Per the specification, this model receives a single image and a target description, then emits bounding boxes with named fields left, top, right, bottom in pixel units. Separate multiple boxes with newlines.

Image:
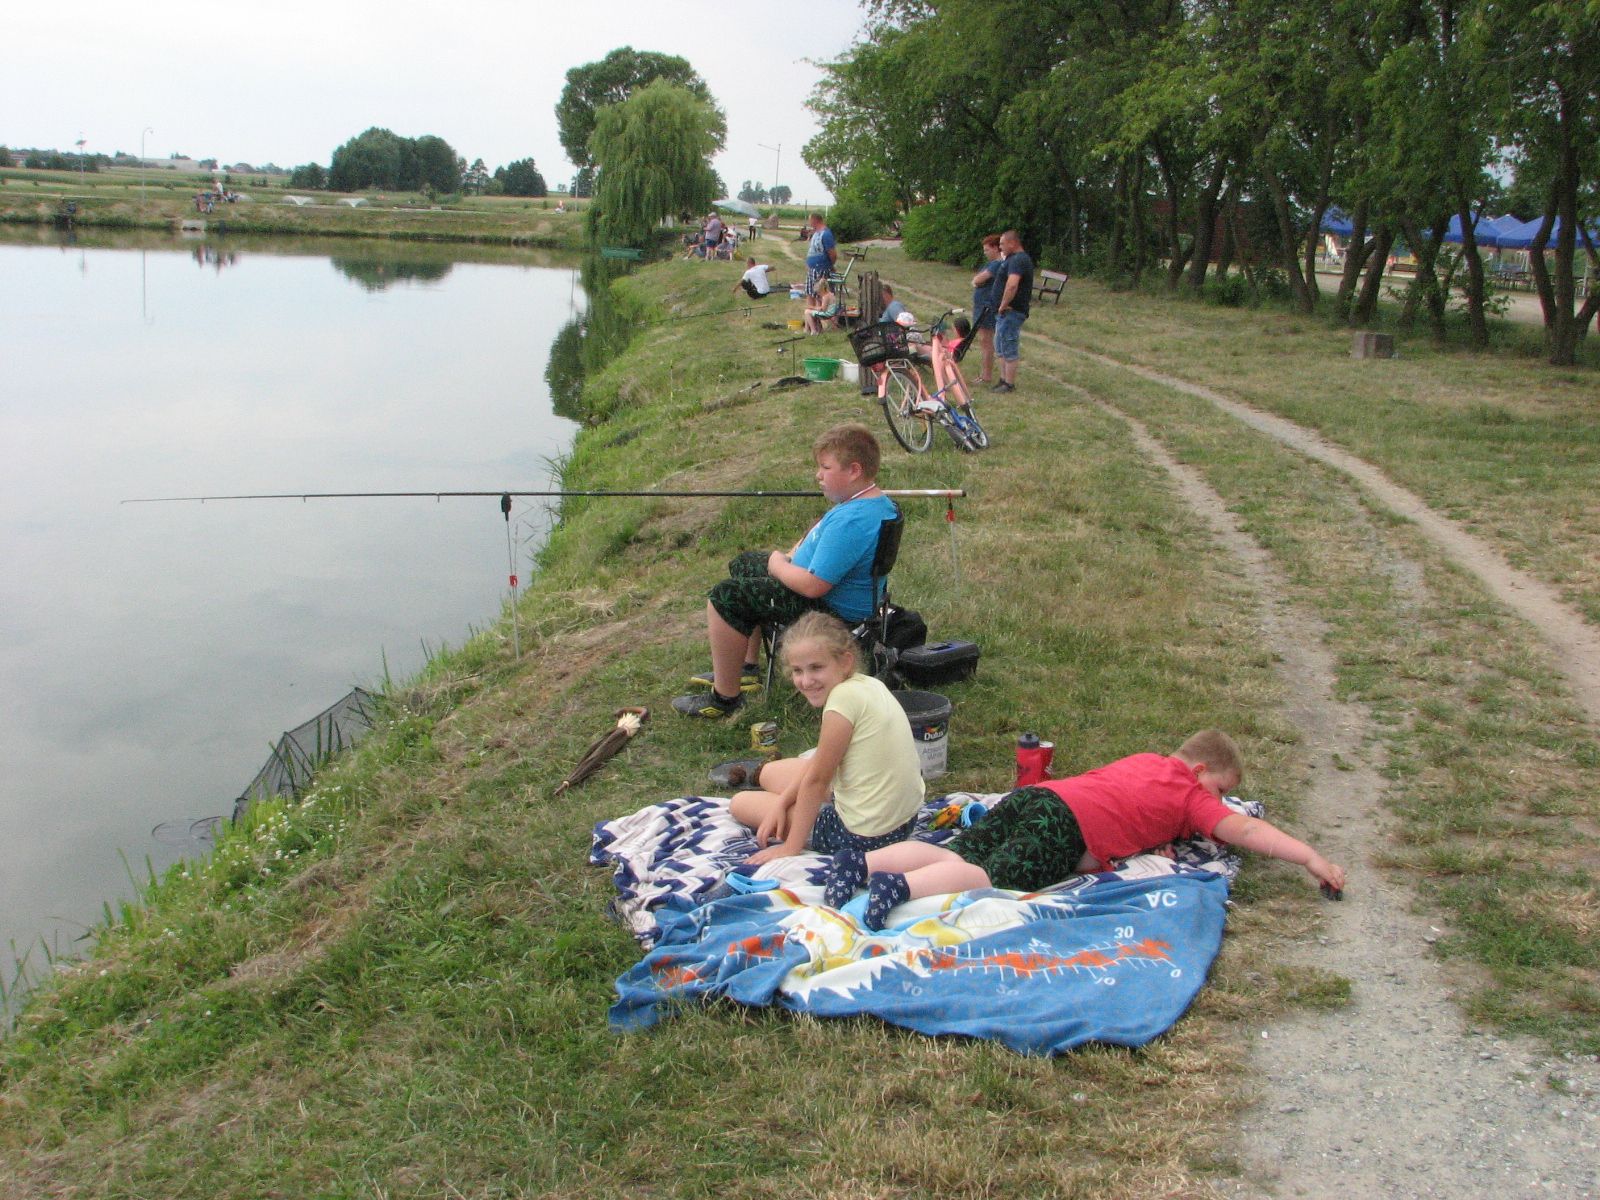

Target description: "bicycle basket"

left=848, top=321, right=910, bottom=367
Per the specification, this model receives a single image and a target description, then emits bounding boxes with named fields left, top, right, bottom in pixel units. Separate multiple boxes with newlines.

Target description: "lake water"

left=0, top=232, right=583, bottom=983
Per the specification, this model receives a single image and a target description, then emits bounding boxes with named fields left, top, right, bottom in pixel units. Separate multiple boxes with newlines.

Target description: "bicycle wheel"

left=880, top=363, right=933, bottom=453
left=938, top=405, right=979, bottom=452
left=943, top=360, right=989, bottom=449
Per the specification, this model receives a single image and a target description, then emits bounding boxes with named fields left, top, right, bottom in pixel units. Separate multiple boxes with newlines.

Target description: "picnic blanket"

left=610, top=871, right=1230, bottom=1054
left=592, top=790, right=1262, bottom=1053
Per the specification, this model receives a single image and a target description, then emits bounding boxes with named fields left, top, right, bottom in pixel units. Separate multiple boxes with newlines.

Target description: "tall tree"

left=587, top=79, right=721, bottom=247
left=557, top=48, right=725, bottom=170
left=496, top=158, right=547, bottom=197
left=1488, top=0, right=1600, bottom=364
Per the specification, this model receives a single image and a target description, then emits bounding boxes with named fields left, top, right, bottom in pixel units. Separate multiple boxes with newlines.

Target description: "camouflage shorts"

left=946, top=786, right=1088, bottom=893
left=708, top=550, right=826, bottom=637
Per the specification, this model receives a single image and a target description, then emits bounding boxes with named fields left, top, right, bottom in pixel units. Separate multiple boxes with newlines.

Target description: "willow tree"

left=587, top=79, right=720, bottom=248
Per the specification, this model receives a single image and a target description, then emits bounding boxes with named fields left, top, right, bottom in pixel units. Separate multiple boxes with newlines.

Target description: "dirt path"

left=1063, top=345, right=1600, bottom=727
left=1030, top=367, right=1600, bottom=1198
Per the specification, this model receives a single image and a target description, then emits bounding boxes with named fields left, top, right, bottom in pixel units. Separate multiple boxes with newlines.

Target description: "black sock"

left=711, top=689, right=740, bottom=708
left=864, top=871, right=910, bottom=931
left=825, top=850, right=867, bottom=909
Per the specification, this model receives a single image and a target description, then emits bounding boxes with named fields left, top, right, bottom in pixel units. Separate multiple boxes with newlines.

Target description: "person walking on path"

left=992, top=229, right=1033, bottom=394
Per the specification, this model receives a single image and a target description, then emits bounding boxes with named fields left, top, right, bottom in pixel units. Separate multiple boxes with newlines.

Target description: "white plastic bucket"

left=895, top=689, right=952, bottom=779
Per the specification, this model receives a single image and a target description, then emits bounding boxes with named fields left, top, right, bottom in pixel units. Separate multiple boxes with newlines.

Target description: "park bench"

left=1035, top=269, right=1068, bottom=305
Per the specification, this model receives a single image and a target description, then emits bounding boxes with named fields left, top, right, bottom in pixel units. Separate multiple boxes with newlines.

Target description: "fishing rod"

left=122, top=488, right=966, bottom=504
left=121, top=488, right=970, bottom=648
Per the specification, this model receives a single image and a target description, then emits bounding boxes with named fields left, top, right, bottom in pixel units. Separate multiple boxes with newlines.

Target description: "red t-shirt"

left=1040, top=753, right=1233, bottom=866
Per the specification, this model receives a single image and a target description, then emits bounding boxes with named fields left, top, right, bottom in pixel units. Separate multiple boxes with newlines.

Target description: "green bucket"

left=802, top=356, right=841, bottom=382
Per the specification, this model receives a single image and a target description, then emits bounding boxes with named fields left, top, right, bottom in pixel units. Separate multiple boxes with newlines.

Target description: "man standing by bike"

left=992, top=229, right=1034, bottom=394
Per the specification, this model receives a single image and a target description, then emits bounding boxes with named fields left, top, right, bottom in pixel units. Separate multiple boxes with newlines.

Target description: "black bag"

left=853, top=605, right=927, bottom=689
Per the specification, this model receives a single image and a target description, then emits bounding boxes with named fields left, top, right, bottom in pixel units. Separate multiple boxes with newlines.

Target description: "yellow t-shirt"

left=823, top=673, right=926, bottom=836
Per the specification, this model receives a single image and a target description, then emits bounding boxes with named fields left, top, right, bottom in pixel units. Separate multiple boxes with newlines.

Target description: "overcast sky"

left=7, top=0, right=867, bottom=203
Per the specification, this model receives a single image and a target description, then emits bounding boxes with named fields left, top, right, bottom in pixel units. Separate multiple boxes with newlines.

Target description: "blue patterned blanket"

left=592, top=791, right=1258, bottom=1054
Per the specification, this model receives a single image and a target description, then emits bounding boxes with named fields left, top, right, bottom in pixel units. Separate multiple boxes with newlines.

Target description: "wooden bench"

left=1035, top=269, right=1068, bottom=305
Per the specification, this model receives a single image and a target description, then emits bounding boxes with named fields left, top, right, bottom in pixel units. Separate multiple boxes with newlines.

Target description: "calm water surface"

left=1, top=234, right=582, bottom=977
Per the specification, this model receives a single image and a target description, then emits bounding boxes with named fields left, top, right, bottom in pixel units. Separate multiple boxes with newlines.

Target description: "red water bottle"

left=1016, top=733, right=1054, bottom=787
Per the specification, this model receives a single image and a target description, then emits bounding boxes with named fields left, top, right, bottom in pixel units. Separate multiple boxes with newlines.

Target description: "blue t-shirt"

left=975, top=256, right=1007, bottom=320
left=881, top=299, right=907, bottom=324
left=791, top=495, right=899, bottom=621
left=807, top=225, right=837, bottom=274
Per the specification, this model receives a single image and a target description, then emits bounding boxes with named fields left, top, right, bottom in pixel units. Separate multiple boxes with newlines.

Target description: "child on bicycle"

left=734, top=611, right=925, bottom=866
left=824, top=729, right=1346, bottom=928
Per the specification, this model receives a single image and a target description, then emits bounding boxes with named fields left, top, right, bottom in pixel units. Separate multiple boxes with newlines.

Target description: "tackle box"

left=897, top=640, right=980, bottom=686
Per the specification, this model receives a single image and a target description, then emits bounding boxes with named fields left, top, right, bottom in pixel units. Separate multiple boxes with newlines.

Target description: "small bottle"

left=1016, top=732, right=1045, bottom=787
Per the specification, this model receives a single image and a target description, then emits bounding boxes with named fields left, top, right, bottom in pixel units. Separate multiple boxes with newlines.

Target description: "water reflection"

left=0, top=231, right=583, bottom=997
left=331, top=256, right=454, bottom=292
left=543, top=255, right=642, bottom=426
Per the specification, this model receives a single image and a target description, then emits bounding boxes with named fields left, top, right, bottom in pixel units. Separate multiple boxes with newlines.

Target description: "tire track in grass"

left=1028, top=363, right=1600, bottom=1198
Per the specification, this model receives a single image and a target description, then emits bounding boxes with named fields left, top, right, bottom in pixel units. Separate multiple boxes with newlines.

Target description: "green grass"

left=6, top=248, right=1597, bottom=1196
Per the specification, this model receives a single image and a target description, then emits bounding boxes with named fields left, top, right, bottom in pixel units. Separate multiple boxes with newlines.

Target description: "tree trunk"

left=1352, top=225, right=1394, bottom=326
left=1259, top=148, right=1316, bottom=314
left=1108, top=159, right=1129, bottom=279
left=1185, top=156, right=1230, bottom=294
left=1533, top=84, right=1586, bottom=366
left=1151, top=137, right=1190, bottom=291
left=1129, top=157, right=1150, bottom=285
left=1398, top=216, right=1451, bottom=341
left=1452, top=191, right=1490, bottom=348
left=1334, top=202, right=1371, bottom=322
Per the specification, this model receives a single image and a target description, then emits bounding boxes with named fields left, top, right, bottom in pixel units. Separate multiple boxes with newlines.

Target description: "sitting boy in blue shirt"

left=675, top=423, right=898, bottom=718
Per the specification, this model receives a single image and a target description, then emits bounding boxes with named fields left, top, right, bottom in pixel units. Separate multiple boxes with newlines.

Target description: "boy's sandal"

left=708, top=758, right=767, bottom=791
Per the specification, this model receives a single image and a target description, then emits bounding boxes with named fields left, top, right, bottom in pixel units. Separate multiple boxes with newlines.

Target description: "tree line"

left=805, top=0, right=1600, bottom=365
left=288, top=129, right=549, bottom=197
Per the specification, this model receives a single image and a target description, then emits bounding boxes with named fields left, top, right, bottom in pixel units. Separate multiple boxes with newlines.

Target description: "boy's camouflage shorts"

left=709, top=550, right=826, bottom=637
left=946, top=786, right=1089, bottom=893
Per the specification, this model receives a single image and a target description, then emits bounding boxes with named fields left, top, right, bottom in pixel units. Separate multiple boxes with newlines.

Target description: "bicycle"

left=847, top=310, right=990, bottom=454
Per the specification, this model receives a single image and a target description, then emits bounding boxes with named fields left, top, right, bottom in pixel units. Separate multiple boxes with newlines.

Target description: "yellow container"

left=787, top=318, right=805, bottom=331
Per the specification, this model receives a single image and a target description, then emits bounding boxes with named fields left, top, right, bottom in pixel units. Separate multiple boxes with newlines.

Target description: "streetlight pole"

left=757, top=142, right=780, bottom=200
left=140, top=127, right=153, bottom=204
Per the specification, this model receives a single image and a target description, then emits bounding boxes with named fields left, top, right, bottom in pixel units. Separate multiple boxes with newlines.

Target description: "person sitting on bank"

left=674, top=423, right=898, bottom=719
left=804, top=280, right=841, bottom=334
left=734, top=258, right=777, bottom=300
left=880, top=283, right=907, bottom=325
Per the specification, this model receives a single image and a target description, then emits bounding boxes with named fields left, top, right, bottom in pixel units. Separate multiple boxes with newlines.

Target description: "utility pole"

left=757, top=142, right=780, bottom=201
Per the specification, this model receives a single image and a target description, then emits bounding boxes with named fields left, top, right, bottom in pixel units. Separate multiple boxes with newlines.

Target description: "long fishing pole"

left=122, top=488, right=967, bottom=504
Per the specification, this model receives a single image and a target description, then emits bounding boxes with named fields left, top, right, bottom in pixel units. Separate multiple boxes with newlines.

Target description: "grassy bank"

left=0, top=165, right=593, bottom=249
left=2, top=250, right=1595, bottom=1196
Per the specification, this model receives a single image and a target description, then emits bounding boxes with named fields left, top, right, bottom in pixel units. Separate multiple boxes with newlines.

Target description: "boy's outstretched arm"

left=1212, top=814, right=1346, bottom=894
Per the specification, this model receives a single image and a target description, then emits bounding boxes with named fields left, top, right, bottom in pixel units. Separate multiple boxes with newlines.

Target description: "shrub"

left=1204, top=272, right=1252, bottom=307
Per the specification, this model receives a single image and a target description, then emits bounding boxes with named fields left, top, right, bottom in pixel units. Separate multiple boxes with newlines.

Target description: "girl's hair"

left=782, top=611, right=858, bottom=667
left=982, top=233, right=1002, bottom=249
